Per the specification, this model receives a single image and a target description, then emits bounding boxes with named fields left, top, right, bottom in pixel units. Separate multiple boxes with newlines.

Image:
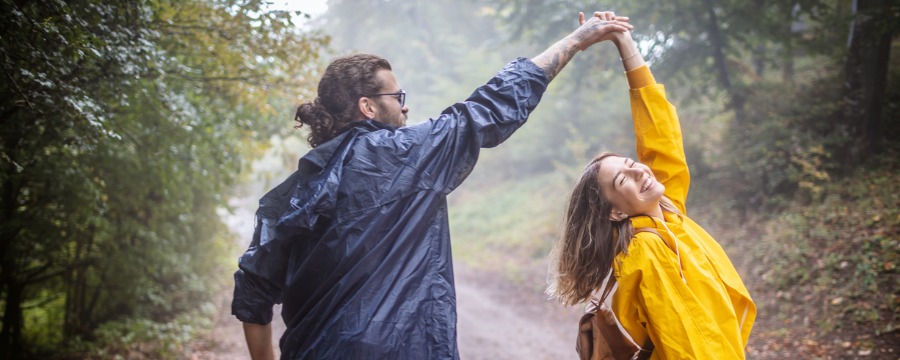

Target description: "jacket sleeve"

left=627, top=66, right=690, bottom=214
left=390, top=57, right=549, bottom=193
left=231, top=172, right=304, bottom=325
left=613, top=234, right=732, bottom=359
left=231, top=210, right=288, bottom=325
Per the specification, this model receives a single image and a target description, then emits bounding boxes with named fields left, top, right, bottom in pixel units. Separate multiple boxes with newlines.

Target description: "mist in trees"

left=319, top=0, right=896, bottom=205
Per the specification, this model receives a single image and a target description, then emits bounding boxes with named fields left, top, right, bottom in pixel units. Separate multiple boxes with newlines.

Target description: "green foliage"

left=716, top=74, right=843, bottom=209
left=754, top=156, right=899, bottom=334
left=65, top=301, right=217, bottom=359
left=0, top=0, right=327, bottom=357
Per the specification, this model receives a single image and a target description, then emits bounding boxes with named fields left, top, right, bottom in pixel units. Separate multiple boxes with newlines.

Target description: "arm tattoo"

left=572, top=23, right=598, bottom=45
left=533, top=20, right=608, bottom=80
left=534, top=40, right=579, bottom=81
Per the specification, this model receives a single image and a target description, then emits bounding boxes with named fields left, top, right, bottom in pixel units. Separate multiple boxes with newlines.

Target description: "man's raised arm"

left=530, top=11, right=632, bottom=81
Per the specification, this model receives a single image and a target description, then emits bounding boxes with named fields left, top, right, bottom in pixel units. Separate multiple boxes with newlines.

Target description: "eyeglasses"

left=367, top=90, right=406, bottom=108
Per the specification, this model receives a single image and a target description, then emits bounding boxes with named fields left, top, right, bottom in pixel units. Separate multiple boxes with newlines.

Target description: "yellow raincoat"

left=611, top=66, right=757, bottom=359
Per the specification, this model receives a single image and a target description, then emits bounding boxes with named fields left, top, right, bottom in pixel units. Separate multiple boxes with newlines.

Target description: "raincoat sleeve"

left=232, top=247, right=285, bottom=325
left=391, top=58, right=549, bottom=193
left=232, top=172, right=302, bottom=325
left=614, top=234, right=736, bottom=359
left=627, top=66, right=690, bottom=214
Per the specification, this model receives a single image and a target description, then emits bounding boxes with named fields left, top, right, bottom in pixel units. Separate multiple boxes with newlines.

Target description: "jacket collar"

left=299, top=120, right=396, bottom=172
left=629, top=215, right=663, bottom=230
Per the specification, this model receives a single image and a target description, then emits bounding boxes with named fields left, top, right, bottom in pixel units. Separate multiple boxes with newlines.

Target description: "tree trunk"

left=0, top=279, right=25, bottom=359
left=781, top=20, right=794, bottom=83
left=753, top=0, right=767, bottom=78
left=780, top=1, right=800, bottom=83
left=703, top=0, right=746, bottom=123
left=0, top=174, right=24, bottom=358
left=64, top=238, right=87, bottom=339
left=753, top=43, right=766, bottom=78
left=841, top=0, right=893, bottom=168
left=781, top=48, right=795, bottom=83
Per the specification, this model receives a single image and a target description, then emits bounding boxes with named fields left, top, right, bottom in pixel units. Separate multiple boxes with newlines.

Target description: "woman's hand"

left=580, top=11, right=645, bottom=71
left=571, top=11, right=633, bottom=51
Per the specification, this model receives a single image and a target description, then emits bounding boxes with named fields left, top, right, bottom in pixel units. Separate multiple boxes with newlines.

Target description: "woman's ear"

left=358, top=97, right=377, bottom=120
left=609, top=209, right=628, bottom=222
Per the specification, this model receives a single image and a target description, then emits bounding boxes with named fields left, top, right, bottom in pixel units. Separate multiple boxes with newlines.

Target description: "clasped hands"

left=575, top=11, right=633, bottom=51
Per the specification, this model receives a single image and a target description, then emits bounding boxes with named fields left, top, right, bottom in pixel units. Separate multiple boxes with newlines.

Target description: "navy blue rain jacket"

left=232, top=58, right=549, bottom=359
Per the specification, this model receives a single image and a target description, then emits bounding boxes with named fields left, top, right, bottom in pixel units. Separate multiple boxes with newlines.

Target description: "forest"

left=0, top=0, right=896, bottom=359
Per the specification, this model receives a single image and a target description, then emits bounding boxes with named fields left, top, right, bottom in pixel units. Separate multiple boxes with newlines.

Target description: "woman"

left=548, top=15, right=757, bottom=359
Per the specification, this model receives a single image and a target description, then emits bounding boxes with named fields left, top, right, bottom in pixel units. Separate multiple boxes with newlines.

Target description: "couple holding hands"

left=233, top=10, right=755, bottom=360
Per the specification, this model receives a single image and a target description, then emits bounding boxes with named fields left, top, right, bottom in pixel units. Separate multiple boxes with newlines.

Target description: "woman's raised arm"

left=613, top=31, right=691, bottom=212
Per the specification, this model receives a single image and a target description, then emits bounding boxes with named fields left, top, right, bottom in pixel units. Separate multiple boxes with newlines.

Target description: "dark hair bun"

left=294, top=98, right=335, bottom=148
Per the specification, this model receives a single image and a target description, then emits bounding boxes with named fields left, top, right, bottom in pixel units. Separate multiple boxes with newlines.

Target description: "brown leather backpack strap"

left=597, top=275, right=616, bottom=304
left=638, top=341, right=655, bottom=358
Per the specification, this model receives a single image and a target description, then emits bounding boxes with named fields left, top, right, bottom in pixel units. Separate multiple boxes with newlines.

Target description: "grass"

left=449, top=171, right=570, bottom=286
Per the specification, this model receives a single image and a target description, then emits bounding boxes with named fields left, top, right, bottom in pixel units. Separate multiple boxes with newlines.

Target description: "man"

left=232, top=11, right=632, bottom=360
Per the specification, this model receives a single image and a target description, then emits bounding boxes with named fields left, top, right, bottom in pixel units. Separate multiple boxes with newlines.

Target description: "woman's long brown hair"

left=547, top=152, right=680, bottom=306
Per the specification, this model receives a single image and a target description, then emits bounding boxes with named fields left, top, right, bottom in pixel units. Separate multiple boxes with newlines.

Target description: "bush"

left=753, top=154, right=899, bottom=335
left=62, top=302, right=217, bottom=360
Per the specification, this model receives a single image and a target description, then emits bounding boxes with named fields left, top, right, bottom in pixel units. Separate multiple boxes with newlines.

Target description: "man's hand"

left=531, top=10, right=632, bottom=81
left=576, top=11, right=632, bottom=50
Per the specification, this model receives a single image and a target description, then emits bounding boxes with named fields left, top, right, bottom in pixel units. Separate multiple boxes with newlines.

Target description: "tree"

left=0, top=0, right=327, bottom=357
left=0, top=1, right=149, bottom=354
left=840, top=0, right=896, bottom=167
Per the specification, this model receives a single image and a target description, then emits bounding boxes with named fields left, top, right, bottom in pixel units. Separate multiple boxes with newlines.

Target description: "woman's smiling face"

left=597, top=155, right=665, bottom=218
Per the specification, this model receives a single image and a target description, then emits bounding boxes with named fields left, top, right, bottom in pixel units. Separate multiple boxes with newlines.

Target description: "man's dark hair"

left=295, top=53, right=392, bottom=148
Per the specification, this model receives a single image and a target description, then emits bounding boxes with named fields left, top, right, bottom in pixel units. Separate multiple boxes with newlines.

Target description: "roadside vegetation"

left=1, top=0, right=896, bottom=359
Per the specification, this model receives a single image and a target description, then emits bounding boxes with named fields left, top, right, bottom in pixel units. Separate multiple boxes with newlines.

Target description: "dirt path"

left=203, top=262, right=581, bottom=359
left=455, top=265, right=583, bottom=360
left=197, top=299, right=285, bottom=360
